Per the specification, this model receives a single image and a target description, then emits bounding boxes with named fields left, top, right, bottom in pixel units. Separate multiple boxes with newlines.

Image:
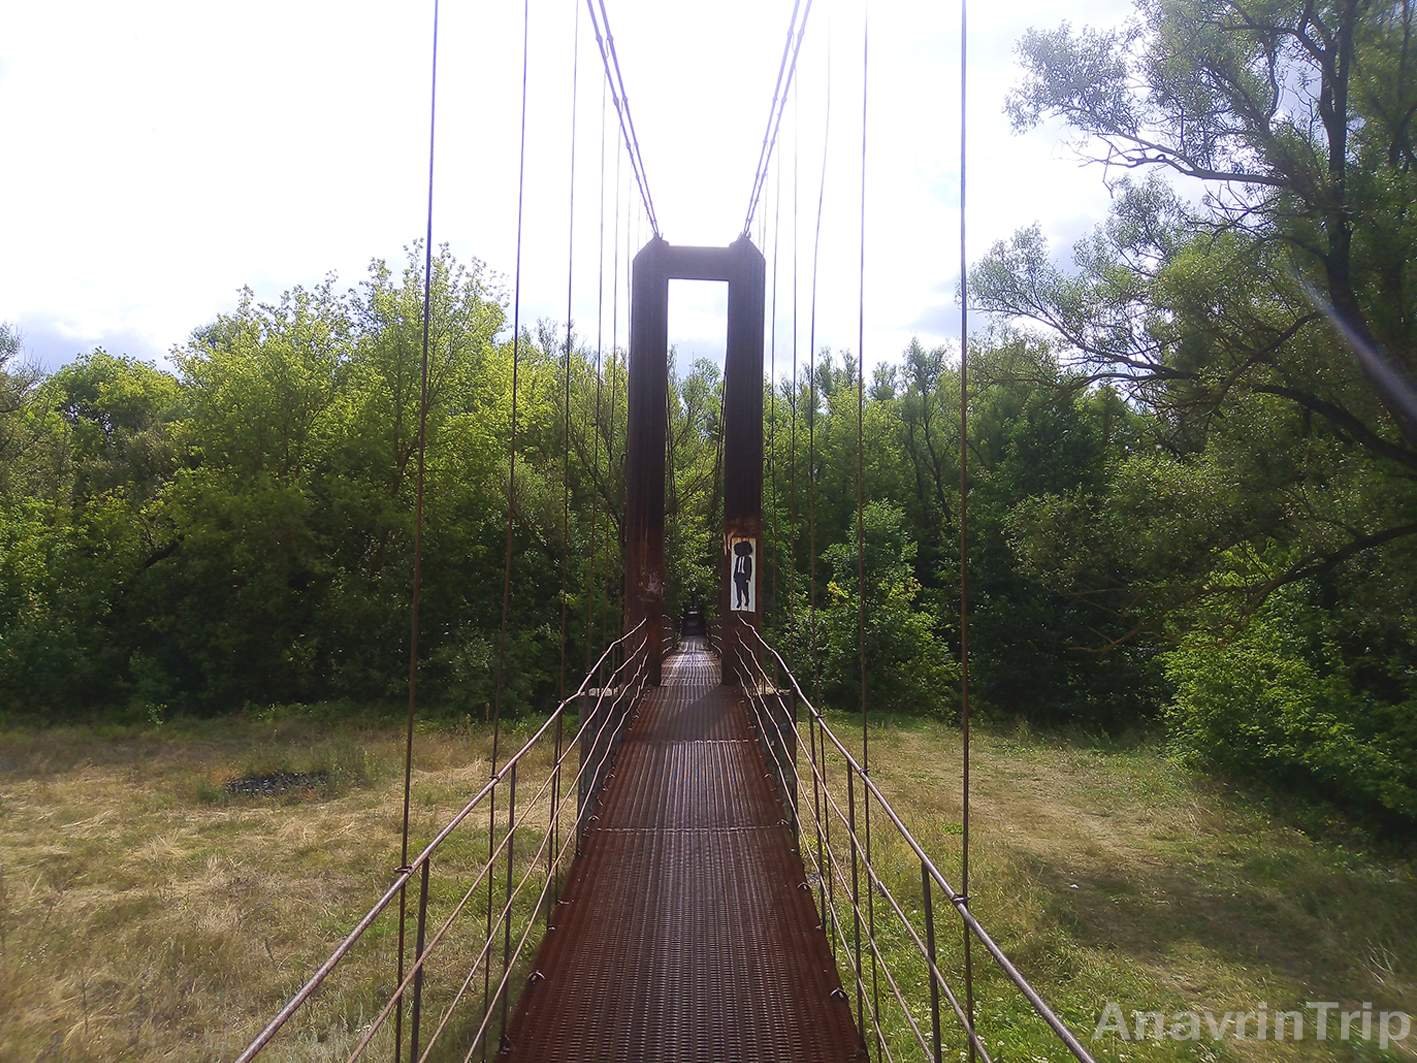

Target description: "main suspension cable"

left=585, top=0, right=660, bottom=236
left=742, top=0, right=816, bottom=236
left=394, top=1, right=440, bottom=1056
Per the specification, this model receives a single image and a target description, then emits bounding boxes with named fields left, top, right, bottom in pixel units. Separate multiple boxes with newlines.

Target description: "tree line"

left=2, top=0, right=1413, bottom=823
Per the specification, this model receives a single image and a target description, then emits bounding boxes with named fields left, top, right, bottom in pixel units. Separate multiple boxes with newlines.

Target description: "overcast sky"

left=0, top=0, right=1134, bottom=378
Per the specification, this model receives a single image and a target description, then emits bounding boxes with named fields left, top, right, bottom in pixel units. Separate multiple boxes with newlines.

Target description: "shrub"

left=782, top=502, right=957, bottom=717
left=1163, top=581, right=1417, bottom=822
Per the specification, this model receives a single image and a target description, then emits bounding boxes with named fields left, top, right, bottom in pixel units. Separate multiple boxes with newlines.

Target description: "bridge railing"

left=236, top=620, right=652, bottom=1063
left=660, top=612, right=680, bottom=655
left=733, top=617, right=1095, bottom=1063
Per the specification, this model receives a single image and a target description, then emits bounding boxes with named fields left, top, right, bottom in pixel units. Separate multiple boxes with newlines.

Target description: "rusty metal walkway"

left=504, top=637, right=863, bottom=1061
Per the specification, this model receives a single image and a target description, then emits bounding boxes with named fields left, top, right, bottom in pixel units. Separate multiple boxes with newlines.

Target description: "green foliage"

left=0, top=493, right=145, bottom=707
left=664, top=357, right=722, bottom=618
left=7, top=0, right=1417, bottom=835
left=814, top=501, right=957, bottom=717
left=43, top=350, right=184, bottom=501
left=1165, top=577, right=1417, bottom=822
left=971, top=0, right=1417, bottom=819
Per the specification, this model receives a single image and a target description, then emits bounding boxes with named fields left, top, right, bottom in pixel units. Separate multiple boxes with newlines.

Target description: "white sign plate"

left=729, top=535, right=756, bottom=613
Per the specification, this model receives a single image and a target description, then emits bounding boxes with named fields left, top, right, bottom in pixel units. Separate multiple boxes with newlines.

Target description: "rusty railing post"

left=549, top=708, right=563, bottom=922
left=409, top=858, right=431, bottom=1062
left=576, top=690, right=599, bottom=847
left=922, top=861, right=943, bottom=1063
left=848, top=771, right=864, bottom=1037
left=785, top=683, right=799, bottom=836
left=498, top=762, right=518, bottom=1051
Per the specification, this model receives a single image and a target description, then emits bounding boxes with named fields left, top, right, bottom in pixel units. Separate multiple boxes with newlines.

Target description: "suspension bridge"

left=236, top=1, right=1097, bottom=1060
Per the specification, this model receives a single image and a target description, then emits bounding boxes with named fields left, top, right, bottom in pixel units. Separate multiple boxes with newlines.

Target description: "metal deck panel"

left=503, top=638, right=862, bottom=1061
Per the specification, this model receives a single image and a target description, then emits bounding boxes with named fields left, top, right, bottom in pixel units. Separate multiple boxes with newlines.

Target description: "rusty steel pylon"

left=623, top=235, right=765, bottom=685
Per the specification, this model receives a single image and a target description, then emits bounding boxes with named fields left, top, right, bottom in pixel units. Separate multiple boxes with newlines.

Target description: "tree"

left=0, top=323, right=42, bottom=496
left=43, top=351, right=183, bottom=501
left=1005, top=0, right=1417, bottom=445
left=972, top=0, right=1417, bottom=814
left=806, top=501, right=957, bottom=717
left=978, top=0, right=1417, bottom=628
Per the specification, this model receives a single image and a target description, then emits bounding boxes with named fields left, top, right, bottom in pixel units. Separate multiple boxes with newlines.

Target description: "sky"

left=0, top=0, right=1136, bottom=379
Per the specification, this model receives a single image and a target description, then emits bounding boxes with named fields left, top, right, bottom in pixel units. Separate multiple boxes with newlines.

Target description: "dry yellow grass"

left=0, top=710, right=563, bottom=1061
left=1, top=709, right=1413, bottom=1060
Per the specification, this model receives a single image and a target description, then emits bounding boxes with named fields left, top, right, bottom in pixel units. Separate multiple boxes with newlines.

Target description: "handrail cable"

left=423, top=650, right=650, bottom=1063
left=235, top=621, right=648, bottom=1061
left=351, top=640, right=650, bottom=1062
left=735, top=638, right=970, bottom=1058
left=453, top=667, right=642, bottom=1062
left=735, top=617, right=1097, bottom=1061
left=741, top=0, right=816, bottom=236
left=739, top=650, right=979, bottom=1062
left=392, top=1, right=440, bottom=1056
left=584, top=0, right=660, bottom=236
left=737, top=644, right=944, bottom=1063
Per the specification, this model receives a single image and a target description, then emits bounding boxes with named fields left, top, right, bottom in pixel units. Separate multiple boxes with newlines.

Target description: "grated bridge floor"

left=502, top=638, right=862, bottom=1061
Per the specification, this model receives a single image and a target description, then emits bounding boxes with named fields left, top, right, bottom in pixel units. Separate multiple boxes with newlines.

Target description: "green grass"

left=0, top=707, right=1412, bottom=1059
left=803, top=711, right=1417, bottom=1060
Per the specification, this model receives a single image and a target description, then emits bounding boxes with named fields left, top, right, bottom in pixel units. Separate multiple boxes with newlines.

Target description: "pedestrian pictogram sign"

left=729, top=536, right=756, bottom=612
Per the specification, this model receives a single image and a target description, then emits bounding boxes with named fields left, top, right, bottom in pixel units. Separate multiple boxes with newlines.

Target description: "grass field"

left=1, top=705, right=1413, bottom=1060
left=814, top=711, right=1417, bottom=1061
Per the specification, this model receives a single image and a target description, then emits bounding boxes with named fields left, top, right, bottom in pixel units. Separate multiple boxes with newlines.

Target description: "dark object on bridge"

left=504, top=639, right=863, bottom=1061
left=681, top=604, right=706, bottom=637
left=624, top=237, right=764, bottom=688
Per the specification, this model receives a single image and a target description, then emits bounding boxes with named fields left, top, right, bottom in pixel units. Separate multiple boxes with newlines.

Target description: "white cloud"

left=0, top=0, right=1135, bottom=374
